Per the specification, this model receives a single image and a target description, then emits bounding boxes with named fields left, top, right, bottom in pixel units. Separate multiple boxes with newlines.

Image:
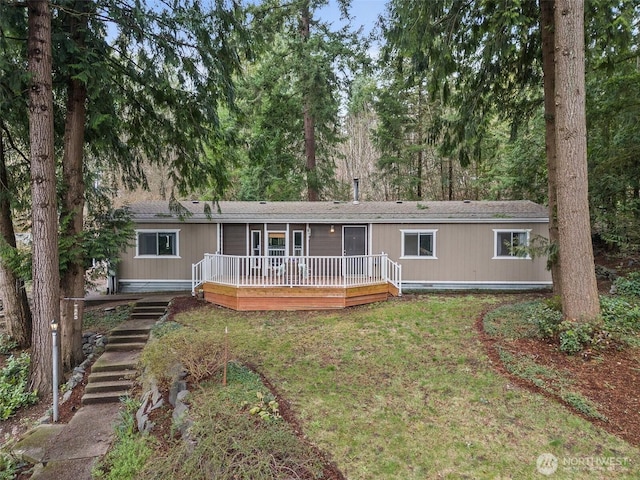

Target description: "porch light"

left=330, top=225, right=335, bottom=233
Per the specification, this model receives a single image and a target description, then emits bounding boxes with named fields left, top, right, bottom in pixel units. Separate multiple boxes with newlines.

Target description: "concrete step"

left=81, top=390, right=130, bottom=405
left=105, top=342, right=146, bottom=352
left=132, top=306, right=167, bottom=314
left=133, top=303, right=168, bottom=311
left=108, top=321, right=155, bottom=337
left=110, top=323, right=154, bottom=335
left=91, top=348, right=140, bottom=370
left=130, top=312, right=165, bottom=320
left=108, top=334, right=149, bottom=344
left=87, top=369, right=136, bottom=383
left=109, top=328, right=151, bottom=338
left=84, top=380, right=133, bottom=394
left=135, top=300, right=170, bottom=307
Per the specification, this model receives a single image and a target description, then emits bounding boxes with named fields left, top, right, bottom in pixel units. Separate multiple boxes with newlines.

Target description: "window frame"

left=400, top=229, right=437, bottom=259
left=293, top=230, right=304, bottom=256
left=492, top=229, right=531, bottom=259
left=135, top=229, right=180, bottom=258
left=267, top=231, right=286, bottom=257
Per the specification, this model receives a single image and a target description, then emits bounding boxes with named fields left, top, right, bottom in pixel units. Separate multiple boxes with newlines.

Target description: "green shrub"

left=141, top=328, right=224, bottom=384
left=543, top=295, right=563, bottom=312
left=560, top=391, right=607, bottom=421
left=0, top=333, right=18, bottom=355
left=613, top=271, right=640, bottom=298
left=528, top=303, right=563, bottom=339
left=0, top=453, right=25, bottom=480
left=0, top=353, right=38, bottom=420
left=558, top=321, right=595, bottom=354
left=600, top=296, right=640, bottom=334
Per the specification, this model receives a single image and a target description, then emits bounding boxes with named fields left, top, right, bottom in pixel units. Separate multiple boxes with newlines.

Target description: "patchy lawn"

left=134, top=294, right=639, bottom=479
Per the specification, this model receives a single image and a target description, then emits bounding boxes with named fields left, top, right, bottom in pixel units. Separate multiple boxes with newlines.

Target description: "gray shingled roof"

left=128, top=200, right=548, bottom=224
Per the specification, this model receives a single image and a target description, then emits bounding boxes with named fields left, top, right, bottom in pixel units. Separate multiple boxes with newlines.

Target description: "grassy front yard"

left=136, top=294, right=639, bottom=479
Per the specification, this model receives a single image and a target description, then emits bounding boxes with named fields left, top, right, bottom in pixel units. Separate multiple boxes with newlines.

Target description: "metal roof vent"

left=353, top=178, right=360, bottom=205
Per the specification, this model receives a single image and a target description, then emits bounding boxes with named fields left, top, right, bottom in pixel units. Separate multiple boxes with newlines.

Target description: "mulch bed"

left=476, top=306, right=640, bottom=447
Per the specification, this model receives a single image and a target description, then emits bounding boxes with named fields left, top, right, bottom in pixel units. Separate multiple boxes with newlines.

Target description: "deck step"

left=81, top=390, right=131, bottom=405
left=87, top=369, right=136, bottom=383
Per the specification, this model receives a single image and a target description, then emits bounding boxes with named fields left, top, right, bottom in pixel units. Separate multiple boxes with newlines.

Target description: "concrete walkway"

left=12, top=296, right=173, bottom=479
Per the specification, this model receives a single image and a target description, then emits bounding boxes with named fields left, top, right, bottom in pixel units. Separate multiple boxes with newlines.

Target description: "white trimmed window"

left=136, top=230, right=180, bottom=257
left=401, top=230, right=437, bottom=258
left=493, top=229, right=530, bottom=258
left=293, top=230, right=304, bottom=256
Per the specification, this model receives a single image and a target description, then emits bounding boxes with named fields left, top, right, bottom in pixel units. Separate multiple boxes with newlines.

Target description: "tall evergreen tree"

left=236, top=0, right=367, bottom=201
left=0, top=3, right=33, bottom=348
left=379, top=0, right=638, bottom=320
left=27, top=0, right=59, bottom=394
left=2, top=0, right=249, bottom=381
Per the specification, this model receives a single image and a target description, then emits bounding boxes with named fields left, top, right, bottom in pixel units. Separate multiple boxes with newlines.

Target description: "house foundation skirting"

left=401, top=281, right=553, bottom=292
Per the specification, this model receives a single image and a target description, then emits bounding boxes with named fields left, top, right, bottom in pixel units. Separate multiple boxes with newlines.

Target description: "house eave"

left=130, top=214, right=549, bottom=225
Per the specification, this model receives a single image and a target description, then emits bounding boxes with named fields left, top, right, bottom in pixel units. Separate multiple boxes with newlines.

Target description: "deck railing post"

left=381, top=252, right=388, bottom=282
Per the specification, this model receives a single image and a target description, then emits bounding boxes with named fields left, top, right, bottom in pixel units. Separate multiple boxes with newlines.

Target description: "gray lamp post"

left=51, top=318, right=59, bottom=422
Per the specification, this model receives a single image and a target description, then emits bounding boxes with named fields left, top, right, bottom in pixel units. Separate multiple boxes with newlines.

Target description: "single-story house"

left=116, top=199, right=552, bottom=310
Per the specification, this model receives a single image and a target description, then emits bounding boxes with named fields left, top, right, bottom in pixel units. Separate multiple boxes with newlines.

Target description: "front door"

left=344, top=226, right=367, bottom=256
left=343, top=226, right=367, bottom=276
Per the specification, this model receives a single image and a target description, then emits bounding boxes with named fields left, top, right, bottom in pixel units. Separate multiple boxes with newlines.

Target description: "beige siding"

left=371, top=222, right=551, bottom=284
left=222, top=224, right=246, bottom=255
left=309, top=223, right=342, bottom=255
left=118, top=222, right=217, bottom=281
left=120, top=219, right=551, bottom=289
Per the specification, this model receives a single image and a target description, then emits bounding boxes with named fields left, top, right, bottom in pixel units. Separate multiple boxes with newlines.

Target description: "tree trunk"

left=554, top=0, right=600, bottom=321
left=303, top=99, right=318, bottom=201
left=0, top=134, right=32, bottom=347
left=59, top=0, right=88, bottom=371
left=540, top=0, right=562, bottom=297
left=28, top=0, right=59, bottom=394
left=300, top=1, right=318, bottom=201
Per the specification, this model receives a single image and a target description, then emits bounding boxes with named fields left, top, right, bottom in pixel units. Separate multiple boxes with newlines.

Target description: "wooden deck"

left=202, top=281, right=400, bottom=311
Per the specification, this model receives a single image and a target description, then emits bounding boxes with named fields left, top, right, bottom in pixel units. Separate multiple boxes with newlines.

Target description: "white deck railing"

left=192, top=253, right=402, bottom=295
